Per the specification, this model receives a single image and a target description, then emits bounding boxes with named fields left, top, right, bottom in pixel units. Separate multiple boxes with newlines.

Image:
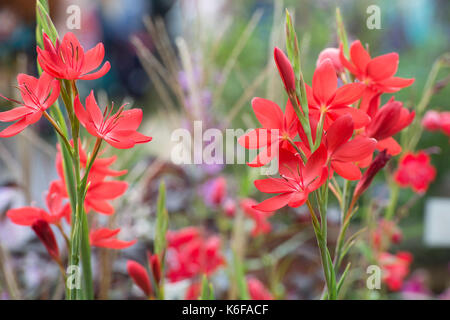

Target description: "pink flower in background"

left=240, top=198, right=273, bottom=237
left=372, top=219, right=403, bottom=251
left=422, top=110, right=450, bottom=138
left=0, top=72, right=60, bottom=137
left=37, top=32, right=110, bottom=81
left=317, top=47, right=344, bottom=73
left=247, top=277, right=273, bottom=300
left=379, top=251, right=413, bottom=291
left=185, top=282, right=201, bottom=300
left=166, top=227, right=225, bottom=282
left=394, top=151, right=436, bottom=193
left=422, top=111, right=442, bottom=131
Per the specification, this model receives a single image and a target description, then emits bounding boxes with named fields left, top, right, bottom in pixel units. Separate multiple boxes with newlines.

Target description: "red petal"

left=325, top=114, right=353, bottom=153
left=0, top=107, right=32, bottom=122
left=127, top=260, right=152, bottom=296
left=376, top=137, right=402, bottom=155
left=313, top=59, right=337, bottom=105
left=114, top=109, right=143, bottom=131
left=89, top=180, right=128, bottom=199
left=79, top=61, right=111, bottom=80
left=333, top=136, right=377, bottom=162
left=254, top=178, right=292, bottom=194
left=331, top=82, right=365, bottom=106
left=7, top=207, right=46, bottom=225
left=0, top=117, right=31, bottom=137
left=349, top=40, right=371, bottom=74
left=378, top=77, right=415, bottom=89
left=253, top=193, right=293, bottom=212
left=304, top=144, right=327, bottom=185
left=252, top=97, right=284, bottom=129
left=85, top=91, right=104, bottom=128
left=81, top=43, right=105, bottom=74
left=238, top=128, right=272, bottom=149
left=367, top=53, right=399, bottom=81
left=74, top=95, right=90, bottom=128
left=330, top=106, right=370, bottom=129
left=332, top=161, right=362, bottom=180
left=287, top=192, right=308, bottom=208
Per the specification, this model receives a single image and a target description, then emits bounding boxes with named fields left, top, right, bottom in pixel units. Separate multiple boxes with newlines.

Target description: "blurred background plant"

left=0, top=0, right=449, bottom=300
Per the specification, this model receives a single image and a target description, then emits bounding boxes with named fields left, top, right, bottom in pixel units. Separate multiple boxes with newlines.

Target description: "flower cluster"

left=239, top=41, right=414, bottom=212
left=422, top=110, right=450, bottom=138
left=394, top=151, right=436, bottom=193
left=1, top=32, right=151, bottom=283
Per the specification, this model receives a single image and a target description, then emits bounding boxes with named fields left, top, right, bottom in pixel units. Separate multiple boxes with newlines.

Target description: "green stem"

left=385, top=183, right=399, bottom=220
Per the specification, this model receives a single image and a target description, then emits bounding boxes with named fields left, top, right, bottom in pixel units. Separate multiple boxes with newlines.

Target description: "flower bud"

left=353, top=150, right=391, bottom=199
left=223, top=198, right=236, bottom=217
left=317, top=48, right=344, bottom=73
left=127, top=260, right=152, bottom=297
left=422, top=111, right=441, bottom=131
left=31, top=219, right=59, bottom=261
left=148, top=253, right=162, bottom=284
left=274, top=47, right=296, bottom=92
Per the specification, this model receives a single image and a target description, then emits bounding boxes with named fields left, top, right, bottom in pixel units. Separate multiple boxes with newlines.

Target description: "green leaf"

left=155, top=181, right=169, bottom=257
left=233, top=250, right=250, bottom=300
left=336, top=8, right=349, bottom=58
left=199, top=275, right=215, bottom=300
left=337, top=262, right=351, bottom=295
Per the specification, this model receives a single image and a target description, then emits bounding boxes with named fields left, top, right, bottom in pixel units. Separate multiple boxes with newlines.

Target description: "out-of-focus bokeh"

left=0, top=0, right=449, bottom=300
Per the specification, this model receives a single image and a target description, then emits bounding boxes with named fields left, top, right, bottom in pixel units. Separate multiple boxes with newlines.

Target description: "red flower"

left=324, top=115, right=376, bottom=180
left=55, top=143, right=128, bottom=215
left=379, top=251, right=413, bottom=291
left=127, top=260, right=152, bottom=297
left=274, top=47, right=296, bottom=92
left=372, top=219, right=403, bottom=251
left=253, top=146, right=328, bottom=212
left=7, top=181, right=70, bottom=226
left=0, top=72, right=60, bottom=137
left=37, top=32, right=110, bottom=81
left=185, top=281, right=201, bottom=300
left=240, top=198, right=273, bottom=237
left=238, top=98, right=298, bottom=167
left=247, top=277, right=273, bottom=300
left=317, top=48, right=344, bottom=74
left=31, top=219, right=60, bottom=261
left=340, top=40, right=414, bottom=112
left=90, top=228, right=136, bottom=249
left=353, top=150, right=391, bottom=199
left=306, top=59, right=368, bottom=129
left=394, top=151, right=436, bottom=193
left=364, top=98, right=415, bottom=156
left=74, top=91, right=152, bottom=149
left=166, top=227, right=225, bottom=282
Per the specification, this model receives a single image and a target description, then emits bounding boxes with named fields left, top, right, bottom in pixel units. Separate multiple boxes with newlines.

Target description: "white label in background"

left=424, top=198, right=450, bottom=247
